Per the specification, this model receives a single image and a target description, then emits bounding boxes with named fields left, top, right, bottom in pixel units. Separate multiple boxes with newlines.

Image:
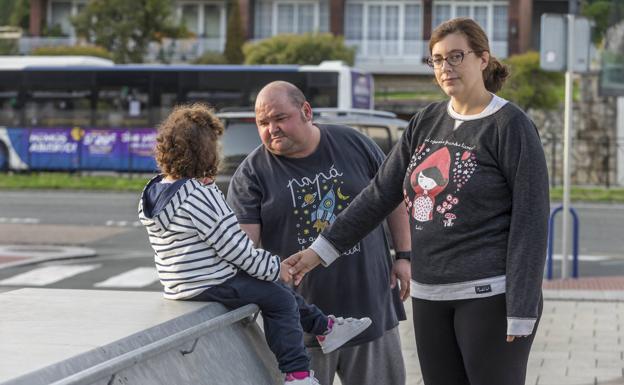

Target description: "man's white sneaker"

left=316, top=315, right=372, bottom=354
left=284, top=371, right=321, bottom=384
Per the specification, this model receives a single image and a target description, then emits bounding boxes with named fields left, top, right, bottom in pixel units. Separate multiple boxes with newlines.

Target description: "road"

left=0, top=190, right=623, bottom=291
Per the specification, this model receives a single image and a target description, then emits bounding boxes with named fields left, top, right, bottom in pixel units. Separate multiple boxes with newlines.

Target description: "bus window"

left=304, top=72, right=338, bottom=108
left=150, top=71, right=179, bottom=125
left=96, top=71, right=149, bottom=128
left=0, top=72, right=21, bottom=126
left=23, top=71, right=93, bottom=128
left=245, top=71, right=304, bottom=106
left=181, top=71, right=247, bottom=110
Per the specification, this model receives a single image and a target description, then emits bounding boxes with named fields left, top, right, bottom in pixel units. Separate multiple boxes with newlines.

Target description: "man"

left=226, top=81, right=411, bottom=385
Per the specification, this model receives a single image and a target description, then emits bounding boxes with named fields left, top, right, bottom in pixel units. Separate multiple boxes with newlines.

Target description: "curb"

left=543, top=289, right=624, bottom=302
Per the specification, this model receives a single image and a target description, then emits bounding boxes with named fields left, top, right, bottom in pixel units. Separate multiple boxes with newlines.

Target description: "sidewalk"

left=380, top=277, right=624, bottom=385
left=1, top=239, right=622, bottom=385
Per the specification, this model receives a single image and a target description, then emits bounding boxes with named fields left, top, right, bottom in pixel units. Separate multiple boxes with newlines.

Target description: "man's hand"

left=283, top=248, right=322, bottom=286
left=279, top=262, right=293, bottom=283
left=390, top=259, right=411, bottom=301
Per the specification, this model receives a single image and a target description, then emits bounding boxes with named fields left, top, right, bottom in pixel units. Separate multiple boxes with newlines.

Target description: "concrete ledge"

left=0, top=288, right=282, bottom=385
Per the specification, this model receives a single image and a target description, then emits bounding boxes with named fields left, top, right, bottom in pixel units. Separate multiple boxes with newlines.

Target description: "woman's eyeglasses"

left=426, top=51, right=475, bottom=69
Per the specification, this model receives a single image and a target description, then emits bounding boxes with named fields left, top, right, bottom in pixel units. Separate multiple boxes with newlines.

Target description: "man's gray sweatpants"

left=308, top=326, right=406, bottom=385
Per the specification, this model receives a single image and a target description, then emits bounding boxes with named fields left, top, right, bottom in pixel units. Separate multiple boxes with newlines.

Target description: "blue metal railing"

left=546, top=204, right=580, bottom=280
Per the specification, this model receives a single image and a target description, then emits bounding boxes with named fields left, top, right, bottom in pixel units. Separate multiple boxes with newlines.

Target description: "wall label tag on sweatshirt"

left=474, top=285, right=492, bottom=294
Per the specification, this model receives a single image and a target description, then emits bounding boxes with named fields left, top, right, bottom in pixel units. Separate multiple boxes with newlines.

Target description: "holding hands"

left=282, top=248, right=323, bottom=285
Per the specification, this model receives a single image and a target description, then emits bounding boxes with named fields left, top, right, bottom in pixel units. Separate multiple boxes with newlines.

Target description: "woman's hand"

left=506, top=335, right=529, bottom=342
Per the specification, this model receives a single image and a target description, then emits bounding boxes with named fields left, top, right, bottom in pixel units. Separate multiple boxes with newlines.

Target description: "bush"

left=244, top=33, right=355, bottom=65
left=192, top=51, right=228, bottom=64
left=31, top=45, right=114, bottom=60
left=498, top=51, right=564, bottom=111
left=0, top=39, right=18, bottom=55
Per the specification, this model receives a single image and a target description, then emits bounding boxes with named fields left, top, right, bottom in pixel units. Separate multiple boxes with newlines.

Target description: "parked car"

left=215, top=108, right=408, bottom=194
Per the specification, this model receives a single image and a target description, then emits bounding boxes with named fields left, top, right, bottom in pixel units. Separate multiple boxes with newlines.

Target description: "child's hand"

left=280, top=262, right=293, bottom=283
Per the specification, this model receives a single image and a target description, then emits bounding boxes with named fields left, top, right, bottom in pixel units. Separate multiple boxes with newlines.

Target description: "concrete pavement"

left=1, top=234, right=623, bottom=384
left=373, top=282, right=624, bottom=385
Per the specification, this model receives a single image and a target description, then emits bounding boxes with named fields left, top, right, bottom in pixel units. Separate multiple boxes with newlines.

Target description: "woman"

left=285, top=17, right=550, bottom=385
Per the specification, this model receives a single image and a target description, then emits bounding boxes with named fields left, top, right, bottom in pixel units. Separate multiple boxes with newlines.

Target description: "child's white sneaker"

left=316, top=315, right=372, bottom=354
left=284, top=371, right=321, bottom=384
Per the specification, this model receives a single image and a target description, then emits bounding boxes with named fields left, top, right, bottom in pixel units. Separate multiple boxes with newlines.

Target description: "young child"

left=138, top=104, right=371, bottom=385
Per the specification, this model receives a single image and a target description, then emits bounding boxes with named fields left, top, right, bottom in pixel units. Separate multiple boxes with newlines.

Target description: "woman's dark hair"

left=421, top=167, right=448, bottom=186
left=429, top=17, right=510, bottom=93
left=155, top=103, right=224, bottom=179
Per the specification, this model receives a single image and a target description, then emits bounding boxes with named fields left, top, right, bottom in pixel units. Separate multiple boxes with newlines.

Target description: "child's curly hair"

left=155, top=103, right=224, bottom=179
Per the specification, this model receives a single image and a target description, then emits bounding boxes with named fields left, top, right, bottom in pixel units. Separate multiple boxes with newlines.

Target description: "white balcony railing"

left=17, top=37, right=507, bottom=67
left=347, top=38, right=508, bottom=74
left=18, top=37, right=77, bottom=54
left=17, top=37, right=224, bottom=63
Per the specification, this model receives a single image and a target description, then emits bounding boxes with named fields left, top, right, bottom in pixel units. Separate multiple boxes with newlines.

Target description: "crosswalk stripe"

left=94, top=267, right=159, bottom=288
left=0, top=264, right=101, bottom=286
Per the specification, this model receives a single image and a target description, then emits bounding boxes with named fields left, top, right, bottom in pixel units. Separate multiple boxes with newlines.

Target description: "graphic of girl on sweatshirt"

left=409, top=147, right=451, bottom=222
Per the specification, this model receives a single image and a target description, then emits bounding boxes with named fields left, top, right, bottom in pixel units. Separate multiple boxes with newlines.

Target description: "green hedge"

left=31, top=45, right=114, bottom=61
left=498, top=51, right=564, bottom=111
left=244, top=33, right=355, bottom=65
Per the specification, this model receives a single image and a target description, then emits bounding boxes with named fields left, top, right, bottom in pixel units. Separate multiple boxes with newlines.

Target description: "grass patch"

left=1, top=174, right=623, bottom=203
left=0, top=172, right=151, bottom=191
left=550, top=186, right=624, bottom=203
left=375, top=90, right=445, bottom=101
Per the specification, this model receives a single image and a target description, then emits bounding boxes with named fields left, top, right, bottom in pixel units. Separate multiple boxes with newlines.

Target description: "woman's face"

left=431, top=33, right=489, bottom=99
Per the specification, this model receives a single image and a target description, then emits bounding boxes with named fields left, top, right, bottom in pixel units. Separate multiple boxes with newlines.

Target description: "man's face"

left=255, top=91, right=311, bottom=157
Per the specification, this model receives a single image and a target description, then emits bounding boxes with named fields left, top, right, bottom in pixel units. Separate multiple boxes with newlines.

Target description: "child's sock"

left=324, top=316, right=334, bottom=334
left=316, top=316, right=334, bottom=343
left=285, top=371, right=310, bottom=381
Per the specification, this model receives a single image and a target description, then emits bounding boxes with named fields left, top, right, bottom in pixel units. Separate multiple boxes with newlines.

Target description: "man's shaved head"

left=256, top=81, right=306, bottom=110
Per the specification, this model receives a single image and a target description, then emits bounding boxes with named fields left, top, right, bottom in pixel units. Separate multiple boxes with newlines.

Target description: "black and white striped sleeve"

left=187, top=188, right=281, bottom=282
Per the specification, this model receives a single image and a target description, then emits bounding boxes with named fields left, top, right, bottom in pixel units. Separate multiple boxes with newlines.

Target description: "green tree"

left=244, top=33, right=355, bottom=65
left=224, top=0, right=245, bottom=64
left=0, top=0, right=16, bottom=26
left=8, top=0, right=28, bottom=30
left=581, top=0, right=624, bottom=44
left=72, top=0, right=185, bottom=63
left=498, top=51, right=564, bottom=111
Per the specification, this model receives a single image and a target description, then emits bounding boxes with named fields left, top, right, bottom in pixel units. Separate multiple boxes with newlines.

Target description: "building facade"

left=28, top=0, right=570, bottom=73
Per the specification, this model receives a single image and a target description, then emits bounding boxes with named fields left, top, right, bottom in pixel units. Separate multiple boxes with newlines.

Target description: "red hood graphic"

left=410, top=147, right=451, bottom=196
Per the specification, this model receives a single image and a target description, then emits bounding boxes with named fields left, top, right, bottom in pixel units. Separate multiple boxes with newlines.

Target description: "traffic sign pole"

left=561, top=14, right=575, bottom=279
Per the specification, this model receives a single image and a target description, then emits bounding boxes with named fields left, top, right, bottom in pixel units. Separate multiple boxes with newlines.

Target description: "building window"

left=254, top=1, right=327, bottom=38
left=345, top=1, right=423, bottom=57
left=177, top=2, right=225, bottom=40
left=204, top=5, right=222, bottom=39
left=274, top=2, right=320, bottom=35
left=432, top=4, right=451, bottom=30
left=432, top=2, right=507, bottom=40
left=255, top=1, right=273, bottom=38
left=182, top=4, right=200, bottom=35
left=48, top=0, right=86, bottom=36
left=345, top=4, right=363, bottom=40
left=493, top=5, right=508, bottom=41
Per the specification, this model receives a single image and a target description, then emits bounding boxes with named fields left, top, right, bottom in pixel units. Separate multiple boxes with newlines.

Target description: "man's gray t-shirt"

left=226, top=124, right=406, bottom=347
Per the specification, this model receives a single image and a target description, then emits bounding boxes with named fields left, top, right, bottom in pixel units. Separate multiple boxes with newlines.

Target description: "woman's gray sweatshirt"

left=311, top=100, right=549, bottom=336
